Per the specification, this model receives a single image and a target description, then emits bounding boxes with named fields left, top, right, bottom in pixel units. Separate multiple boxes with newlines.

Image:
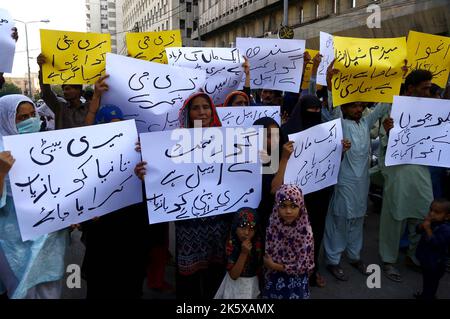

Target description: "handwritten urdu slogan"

left=0, top=9, right=16, bottom=73
left=126, top=30, right=182, bottom=64
left=332, top=36, right=407, bottom=106
left=317, top=31, right=335, bottom=86
left=236, top=37, right=306, bottom=93
left=3, top=120, right=142, bottom=241
left=40, top=29, right=111, bottom=85
left=140, top=127, right=262, bottom=224
left=167, top=47, right=244, bottom=105
left=407, top=31, right=450, bottom=88
left=284, top=119, right=343, bottom=195
left=102, top=53, right=206, bottom=133
left=386, top=95, right=450, bottom=168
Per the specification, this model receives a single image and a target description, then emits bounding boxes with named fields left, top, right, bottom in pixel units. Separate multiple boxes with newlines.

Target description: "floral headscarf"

left=223, top=91, right=250, bottom=107
left=226, top=207, right=263, bottom=277
left=265, top=184, right=314, bottom=275
left=178, top=92, right=221, bottom=128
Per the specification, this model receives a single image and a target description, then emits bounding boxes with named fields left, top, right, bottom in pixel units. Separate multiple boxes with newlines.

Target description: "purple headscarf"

left=265, top=184, right=314, bottom=275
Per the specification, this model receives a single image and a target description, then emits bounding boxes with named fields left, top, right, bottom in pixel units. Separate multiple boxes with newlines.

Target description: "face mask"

left=17, top=117, right=41, bottom=134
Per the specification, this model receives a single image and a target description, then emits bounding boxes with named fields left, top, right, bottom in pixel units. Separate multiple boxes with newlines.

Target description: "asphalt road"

left=61, top=201, right=450, bottom=299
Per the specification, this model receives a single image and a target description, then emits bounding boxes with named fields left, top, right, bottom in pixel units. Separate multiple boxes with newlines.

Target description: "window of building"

left=300, top=8, right=304, bottom=23
left=193, top=19, right=198, bottom=30
left=180, top=0, right=185, bottom=3
left=108, top=2, right=115, bottom=8
left=101, top=4, right=107, bottom=10
left=101, top=23, right=108, bottom=29
left=352, top=0, right=356, bottom=8
left=109, top=21, right=116, bottom=27
left=187, top=27, right=192, bottom=37
left=193, top=0, right=198, bottom=5
left=187, top=2, right=192, bottom=12
left=108, top=11, right=116, bottom=18
left=333, top=0, right=338, bottom=14
left=315, top=3, right=319, bottom=18
left=180, top=19, right=185, bottom=29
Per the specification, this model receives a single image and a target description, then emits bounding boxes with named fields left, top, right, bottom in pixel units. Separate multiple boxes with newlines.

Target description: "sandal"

left=383, top=263, right=402, bottom=283
left=310, top=272, right=327, bottom=288
left=326, top=264, right=349, bottom=281
left=315, top=272, right=326, bottom=287
left=350, top=260, right=370, bottom=276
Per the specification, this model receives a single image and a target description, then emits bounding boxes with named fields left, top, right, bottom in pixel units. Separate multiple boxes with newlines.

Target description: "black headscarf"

left=281, top=94, right=322, bottom=136
left=253, top=117, right=287, bottom=159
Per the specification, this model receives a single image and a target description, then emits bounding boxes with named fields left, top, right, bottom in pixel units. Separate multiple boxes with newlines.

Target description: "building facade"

left=193, top=0, right=450, bottom=48
left=5, top=73, right=40, bottom=97
left=85, top=0, right=125, bottom=54
left=122, top=0, right=201, bottom=50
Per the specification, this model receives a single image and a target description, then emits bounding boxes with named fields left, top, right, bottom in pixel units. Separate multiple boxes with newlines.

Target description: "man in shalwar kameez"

left=322, top=97, right=390, bottom=281
left=378, top=70, right=434, bottom=282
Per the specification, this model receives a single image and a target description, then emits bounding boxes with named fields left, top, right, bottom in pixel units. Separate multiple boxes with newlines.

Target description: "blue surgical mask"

left=16, top=117, right=41, bottom=134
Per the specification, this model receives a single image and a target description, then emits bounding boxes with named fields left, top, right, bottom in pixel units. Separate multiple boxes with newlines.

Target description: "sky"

left=2, top=0, right=86, bottom=77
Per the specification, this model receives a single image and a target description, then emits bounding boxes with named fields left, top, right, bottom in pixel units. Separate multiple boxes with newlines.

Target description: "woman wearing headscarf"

left=176, top=92, right=230, bottom=298
left=278, top=95, right=335, bottom=288
left=0, top=94, right=68, bottom=299
left=223, top=91, right=250, bottom=107
left=135, top=92, right=228, bottom=298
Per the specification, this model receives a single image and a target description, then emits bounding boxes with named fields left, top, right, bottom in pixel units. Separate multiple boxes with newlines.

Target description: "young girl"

left=263, top=184, right=314, bottom=299
left=214, top=207, right=263, bottom=299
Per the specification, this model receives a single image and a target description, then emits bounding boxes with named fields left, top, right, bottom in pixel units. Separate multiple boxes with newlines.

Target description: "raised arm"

left=271, top=141, right=294, bottom=194
left=37, top=53, right=61, bottom=116
left=85, top=74, right=109, bottom=125
left=0, top=151, right=15, bottom=207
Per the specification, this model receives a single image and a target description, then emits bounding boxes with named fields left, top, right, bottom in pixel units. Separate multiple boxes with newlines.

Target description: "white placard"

left=0, top=9, right=16, bottom=73
left=386, top=95, right=450, bottom=168
left=102, top=53, right=206, bottom=133
left=284, top=119, right=343, bottom=194
left=217, top=106, right=281, bottom=127
left=236, top=37, right=305, bottom=93
left=317, top=31, right=334, bottom=86
left=166, top=47, right=244, bottom=105
left=2, top=120, right=143, bottom=241
left=140, top=127, right=262, bottom=223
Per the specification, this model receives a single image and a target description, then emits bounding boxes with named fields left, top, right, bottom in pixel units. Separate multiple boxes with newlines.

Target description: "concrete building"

left=192, top=0, right=450, bottom=48
left=85, top=0, right=125, bottom=54
left=122, top=0, right=201, bottom=49
left=5, top=72, right=40, bottom=96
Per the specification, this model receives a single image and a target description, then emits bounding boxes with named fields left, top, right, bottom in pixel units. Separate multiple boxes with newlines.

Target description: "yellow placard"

left=126, top=30, right=182, bottom=64
left=40, top=29, right=111, bottom=85
left=332, top=36, right=407, bottom=106
left=301, top=49, right=319, bottom=90
left=407, top=31, right=450, bottom=88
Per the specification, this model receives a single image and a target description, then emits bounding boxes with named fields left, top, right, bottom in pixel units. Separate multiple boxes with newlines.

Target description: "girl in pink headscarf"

left=263, top=184, right=314, bottom=299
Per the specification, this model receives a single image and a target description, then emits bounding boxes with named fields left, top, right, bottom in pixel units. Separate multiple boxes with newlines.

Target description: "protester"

left=0, top=94, right=68, bottom=299
left=262, top=184, right=314, bottom=299
left=414, top=199, right=450, bottom=299
left=281, top=95, right=336, bottom=287
left=379, top=69, right=434, bottom=282
left=322, top=60, right=390, bottom=281
left=37, top=53, right=89, bottom=129
left=214, top=207, right=262, bottom=299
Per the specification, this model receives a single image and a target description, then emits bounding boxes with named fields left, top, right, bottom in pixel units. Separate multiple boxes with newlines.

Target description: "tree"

left=33, top=92, right=41, bottom=102
left=0, top=82, right=22, bottom=97
left=51, top=85, right=63, bottom=97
